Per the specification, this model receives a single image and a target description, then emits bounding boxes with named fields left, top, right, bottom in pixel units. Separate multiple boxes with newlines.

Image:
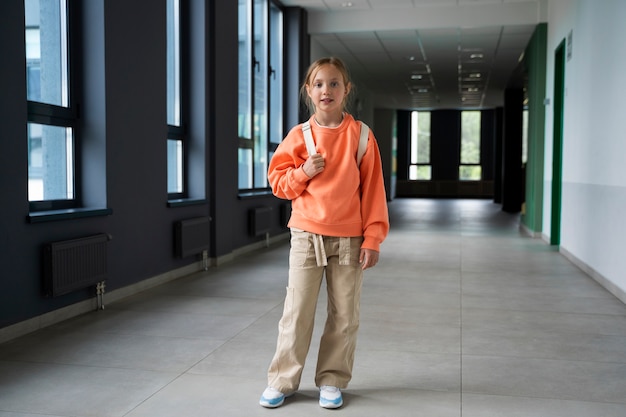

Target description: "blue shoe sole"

left=319, top=397, right=343, bottom=408
left=260, top=391, right=294, bottom=408
left=260, top=397, right=284, bottom=408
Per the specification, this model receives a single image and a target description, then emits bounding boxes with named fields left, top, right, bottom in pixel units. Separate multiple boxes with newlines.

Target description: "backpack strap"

left=302, top=121, right=317, bottom=156
left=357, top=122, right=369, bottom=166
left=302, top=120, right=369, bottom=166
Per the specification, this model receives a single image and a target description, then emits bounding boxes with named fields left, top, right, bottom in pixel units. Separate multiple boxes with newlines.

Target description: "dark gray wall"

left=501, top=88, right=524, bottom=213
left=431, top=110, right=462, bottom=181
left=1, top=0, right=35, bottom=326
left=0, top=0, right=305, bottom=329
left=373, top=109, right=397, bottom=201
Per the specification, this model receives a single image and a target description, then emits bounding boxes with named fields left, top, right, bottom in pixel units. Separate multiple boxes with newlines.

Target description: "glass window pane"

left=25, top=0, right=69, bottom=107
left=409, top=165, right=432, bottom=180
left=269, top=3, right=283, bottom=145
left=238, top=0, right=252, bottom=139
left=417, top=165, right=432, bottom=180
left=238, top=148, right=253, bottom=189
left=417, top=111, right=431, bottom=163
left=167, top=0, right=181, bottom=126
left=253, top=0, right=268, bottom=188
left=411, top=111, right=431, bottom=164
left=254, top=122, right=268, bottom=188
left=459, top=165, right=482, bottom=181
left=167, top=139, right=183, bottom=194
left=461, top=111, right=481, bottom=164
left=28, top=123, right=74, bottom=201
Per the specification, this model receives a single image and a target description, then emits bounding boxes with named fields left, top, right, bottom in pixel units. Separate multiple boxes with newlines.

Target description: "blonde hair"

left=300, top=57, right=354, bottom=115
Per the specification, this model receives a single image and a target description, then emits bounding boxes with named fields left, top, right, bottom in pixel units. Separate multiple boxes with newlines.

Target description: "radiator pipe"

left=96, top=281, right=106, bottom=310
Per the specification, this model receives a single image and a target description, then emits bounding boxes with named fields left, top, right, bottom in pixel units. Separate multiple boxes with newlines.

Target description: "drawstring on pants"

left=310, top=233, right=353, bottom=267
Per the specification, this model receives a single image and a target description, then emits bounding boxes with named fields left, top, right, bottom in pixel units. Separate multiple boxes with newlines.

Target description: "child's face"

left=306, top=64, right=350, bottom=115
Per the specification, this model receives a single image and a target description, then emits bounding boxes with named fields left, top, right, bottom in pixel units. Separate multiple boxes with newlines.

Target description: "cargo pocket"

left=289, top=228, right=315, bottom=268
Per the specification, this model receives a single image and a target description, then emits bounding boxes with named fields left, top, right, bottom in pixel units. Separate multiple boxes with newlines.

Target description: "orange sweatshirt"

left=268, top=114, right=389, bottom=252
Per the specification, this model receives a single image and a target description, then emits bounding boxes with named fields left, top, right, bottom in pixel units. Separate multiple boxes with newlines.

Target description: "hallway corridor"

left=1, top=199, right=625, bottom=416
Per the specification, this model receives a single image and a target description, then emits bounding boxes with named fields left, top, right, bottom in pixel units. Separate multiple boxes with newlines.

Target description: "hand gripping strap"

left=302, top=121, right=369, bottom=166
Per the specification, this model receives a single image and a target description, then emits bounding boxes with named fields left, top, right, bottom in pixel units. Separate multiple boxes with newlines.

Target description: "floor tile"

left=463, top=355, right=626, bottom=403
left=0, top=329, right=222, bottom=372
left=0, top=361, right=177, bottom=417
left=462, top=393, right=626, bottom=417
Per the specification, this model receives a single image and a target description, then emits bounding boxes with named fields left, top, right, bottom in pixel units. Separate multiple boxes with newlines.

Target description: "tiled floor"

left=1, top=198, right=625, bottom=417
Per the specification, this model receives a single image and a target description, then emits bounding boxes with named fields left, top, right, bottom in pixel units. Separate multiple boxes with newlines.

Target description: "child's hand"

left=302, top=154, right=325, bottom=178
left=359, top=248, right=379, bottom=270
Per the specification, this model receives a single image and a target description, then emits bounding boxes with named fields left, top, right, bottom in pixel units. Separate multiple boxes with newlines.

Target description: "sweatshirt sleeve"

left=267, top=128, right=312, bottom=200
left=359, top=132, right=390, bottom=252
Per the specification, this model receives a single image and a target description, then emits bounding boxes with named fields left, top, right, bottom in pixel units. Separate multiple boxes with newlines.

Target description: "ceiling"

left=278, top=0, right=547, bottom=110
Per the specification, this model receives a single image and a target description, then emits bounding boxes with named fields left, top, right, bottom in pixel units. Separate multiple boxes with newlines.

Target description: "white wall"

left=543, top=0, right=626, bottom=301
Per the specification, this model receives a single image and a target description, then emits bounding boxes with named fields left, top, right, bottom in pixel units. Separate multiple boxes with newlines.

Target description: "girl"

left=260, top=57, right=389, bottom=409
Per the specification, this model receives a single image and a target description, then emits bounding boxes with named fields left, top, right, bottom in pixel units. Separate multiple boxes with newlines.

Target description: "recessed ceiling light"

left=341, top=1, right=353, bottom=7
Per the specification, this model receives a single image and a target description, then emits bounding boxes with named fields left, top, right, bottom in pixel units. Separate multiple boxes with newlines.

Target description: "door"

left=550, top=40, right=565, bottom=246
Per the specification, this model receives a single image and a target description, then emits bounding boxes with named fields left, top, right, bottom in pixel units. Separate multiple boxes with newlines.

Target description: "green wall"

left=521, top=23, right=548, bottom=234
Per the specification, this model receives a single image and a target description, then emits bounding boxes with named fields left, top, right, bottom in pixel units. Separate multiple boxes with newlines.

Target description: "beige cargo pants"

left=267, top=228, right=364, bottom=393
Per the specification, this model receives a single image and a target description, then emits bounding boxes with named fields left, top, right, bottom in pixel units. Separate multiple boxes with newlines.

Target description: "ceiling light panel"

left=369, top=0, right=415, bottom=8
left=325, top=0, right=369, bottom=10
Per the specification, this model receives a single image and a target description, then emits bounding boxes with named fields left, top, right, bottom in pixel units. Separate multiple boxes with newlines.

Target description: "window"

left=252, top=0, right=268, bottom=189
left=409, top=111, right=431, bottom=180
left=268, top=2, right=283, bottom=161
left=167, top=0, right=186, bottom=198
left=459, top=110, right=482, bottom=180
left=238, top=0, right=283, bottom=191
left=238, top=0, right=253, bottom=189
left=26, top=0, right=77, bottom=210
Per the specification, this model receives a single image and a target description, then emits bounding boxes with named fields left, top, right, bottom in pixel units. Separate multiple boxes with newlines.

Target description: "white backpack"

left=301, top=120, right=369, bottom=166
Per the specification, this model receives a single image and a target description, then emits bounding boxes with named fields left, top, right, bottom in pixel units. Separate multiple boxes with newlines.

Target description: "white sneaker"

left=319, top=385, right=343, bottom=409
left=259, top=386, right=291, bottom=408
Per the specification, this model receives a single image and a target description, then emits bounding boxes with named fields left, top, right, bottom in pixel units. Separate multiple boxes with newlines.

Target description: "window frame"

left=167, top=0, right=189, bottom=201
left=237, top=0, right=283, bottom=194
left=26, top=0, right=80, bottom=212
left=268, top=1, right=282, bottom=156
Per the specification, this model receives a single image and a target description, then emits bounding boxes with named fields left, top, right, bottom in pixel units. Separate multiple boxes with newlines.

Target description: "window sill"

left=167, top=198, right=207, bottom=208
left=28, top=207, right=113, bottom=223
left=238, top=190, right=273, bottom=199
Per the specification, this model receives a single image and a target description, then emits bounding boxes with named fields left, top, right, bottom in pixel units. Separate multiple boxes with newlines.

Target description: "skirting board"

left=560, top=246, right=626, bottom=305
left=541, top=233, right=626, bottom=304
left=519, top=223, right=542, bottom=238
left=524, top=230, right=624, bottom=306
